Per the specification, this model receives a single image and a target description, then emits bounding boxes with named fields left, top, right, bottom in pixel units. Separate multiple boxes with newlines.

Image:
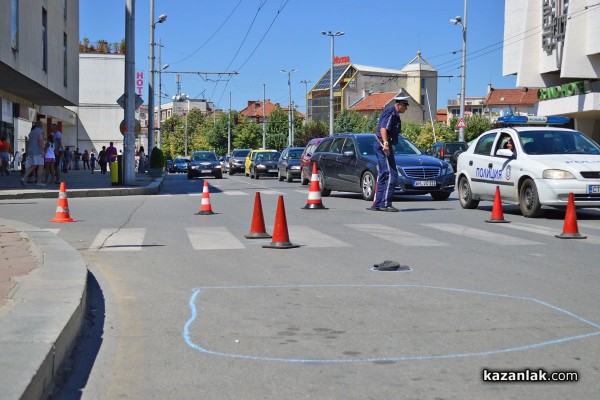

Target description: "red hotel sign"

left=334, top=56, right=351, bottom=64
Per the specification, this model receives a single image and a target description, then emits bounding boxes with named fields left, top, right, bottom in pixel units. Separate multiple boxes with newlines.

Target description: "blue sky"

left=80, top=0, right=517, bottom=113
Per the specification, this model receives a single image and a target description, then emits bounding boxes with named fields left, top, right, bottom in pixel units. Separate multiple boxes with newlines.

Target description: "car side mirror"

left=496, top=148, right=514, bottom=158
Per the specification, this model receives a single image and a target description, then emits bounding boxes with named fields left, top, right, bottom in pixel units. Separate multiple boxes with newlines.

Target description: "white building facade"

left=0, top=0, right=79, bottom=155
left=503, top=0, right=600, bottom=141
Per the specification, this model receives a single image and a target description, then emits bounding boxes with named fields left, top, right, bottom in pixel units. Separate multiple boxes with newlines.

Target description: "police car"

left=455, top=116, right=600, bottom=217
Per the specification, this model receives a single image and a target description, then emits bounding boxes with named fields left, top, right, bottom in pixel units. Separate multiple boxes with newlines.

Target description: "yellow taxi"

left=244, top=149, right=280, bottom=179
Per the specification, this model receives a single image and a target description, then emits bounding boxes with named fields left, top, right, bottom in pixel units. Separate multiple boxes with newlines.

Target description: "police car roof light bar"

left=497, top=115, right=571, bottom=125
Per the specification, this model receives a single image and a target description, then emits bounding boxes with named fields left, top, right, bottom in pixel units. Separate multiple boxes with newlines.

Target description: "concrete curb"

left=0, top=174, right=165, bottom=200
left=0, top=218, right=87, bottom=400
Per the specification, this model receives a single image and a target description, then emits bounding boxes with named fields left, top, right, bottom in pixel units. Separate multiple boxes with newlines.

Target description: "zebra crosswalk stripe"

left=346, top=223, right=448, bottom=247
left=499, top=222, right=600, bottom=244
left=89, top=228, right=146, bottom=251
left=288, top=225, right=351, bottom=247
left=186, top=227, right=245, bottom=250
left=422, top=223, right=542, bottom=245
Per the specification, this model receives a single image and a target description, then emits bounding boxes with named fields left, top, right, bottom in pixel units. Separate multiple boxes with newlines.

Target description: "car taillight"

left=440, top=149, right=444, bottom=157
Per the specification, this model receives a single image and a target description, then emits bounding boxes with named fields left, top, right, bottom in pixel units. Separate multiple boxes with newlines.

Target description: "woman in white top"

left=44, top=133, right=57, bottom=184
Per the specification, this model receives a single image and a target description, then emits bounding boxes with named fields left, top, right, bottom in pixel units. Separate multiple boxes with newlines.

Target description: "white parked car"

left=455, top=116, right=600, bottom=217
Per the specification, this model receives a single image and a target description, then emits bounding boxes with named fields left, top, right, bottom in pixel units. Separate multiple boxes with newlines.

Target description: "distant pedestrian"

left=43, top=132, right=57, bottom=184
left=50, top=123, right=63, bottom=182
left=73, top=147, right=81, bottom=170
left=106, top=141, right=118, bottom=171
left=82, top=149, right=90, bottom=170
left=0, top=133, right=11, bottom=176
left=138, top=146, right=146, bottom=173
left=13, top=149, right=20, bottom=171
left=98, top=146, right=108, bottom=174
left=21, top=121, right=46, bottom=186
left=20, top=149, right=27, bottom=176
left=90, top=152, right=97, bottom=173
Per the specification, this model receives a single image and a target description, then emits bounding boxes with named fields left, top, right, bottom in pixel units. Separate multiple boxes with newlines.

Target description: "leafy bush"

left=149, top=147, right=165, bottom=168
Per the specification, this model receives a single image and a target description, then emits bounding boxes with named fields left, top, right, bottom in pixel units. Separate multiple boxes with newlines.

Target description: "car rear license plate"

left=588, top=185, right=600, bottom=194
left=413, top=180, right=436, bottom=187
left=268, top=169, right=277, bottom=173
left=201, top=169, right=211, bottom=173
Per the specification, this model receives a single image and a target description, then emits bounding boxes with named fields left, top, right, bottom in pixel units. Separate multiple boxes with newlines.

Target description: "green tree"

left=335, top=109, right=368, bottom=133
left=232, top=121, right=262, bottom=149
left=265, top=106, right=289, bottom=150
left=295, top=120, right=328, bottom=147
left=364, top=111, right=380, bottom=133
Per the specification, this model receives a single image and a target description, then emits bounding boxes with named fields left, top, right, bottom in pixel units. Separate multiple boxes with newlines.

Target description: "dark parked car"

left=310, top=133, right=455, bottom=201
left=300, top=137, right=325, bottom=185
left=187, top=151, right=223, bottom=179
left=171, top=157, right=189, bottom=173
left=278, top=147, right=305, bottom=182
left=428, top=141, right=468, bottom=172
left=228, top=148, right=251, bottom=175
left=248, top=150, right=281, bottom=179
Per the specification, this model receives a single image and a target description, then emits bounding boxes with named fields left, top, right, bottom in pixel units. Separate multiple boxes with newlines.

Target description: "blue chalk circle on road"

left=183, top=284, right=600, bottom=363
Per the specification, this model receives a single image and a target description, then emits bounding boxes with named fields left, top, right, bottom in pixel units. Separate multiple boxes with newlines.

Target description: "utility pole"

left=300, top=79, right=312, bottom=118
left=123, top=0, right=135, bottom=184
left=262, top=84, right=266, bottom=149
left=281, top=69, right=297, bottom=147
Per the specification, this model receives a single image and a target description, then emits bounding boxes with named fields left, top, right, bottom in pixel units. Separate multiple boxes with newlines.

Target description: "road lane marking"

left=288, top=225, right=351, bottom=247
left=421, top=223, right=542, bottom=245
left=186, top=227, right=245, bottom=250
left=89, top=228, right=146, bottom=251
left=346, top=223, right=448, bottom=246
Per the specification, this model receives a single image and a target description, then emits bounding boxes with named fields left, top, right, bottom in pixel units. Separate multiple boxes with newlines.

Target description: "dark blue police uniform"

left=372, top=104, right=401, bottom=210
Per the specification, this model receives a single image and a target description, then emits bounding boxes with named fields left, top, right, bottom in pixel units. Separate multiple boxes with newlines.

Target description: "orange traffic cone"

left=49, top=182, right=76, bottom=223
left=245, top=192, right=271, bottom=239
left=486, top=186, right=510, bottom=223
left=302, top=163, right=328, bottom=209
left=556, top=192, right=586, bottom=239
left=263, top=195, right=299, bottom=249
left=196, top=181, right=215, bottom=215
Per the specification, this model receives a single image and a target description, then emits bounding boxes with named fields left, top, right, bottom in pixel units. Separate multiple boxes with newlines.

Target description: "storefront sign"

left=537, top=81, right=590, bottom=101
left=136, top=71, right=144, bottom=97
left=334, top=56, right=350, bottom=64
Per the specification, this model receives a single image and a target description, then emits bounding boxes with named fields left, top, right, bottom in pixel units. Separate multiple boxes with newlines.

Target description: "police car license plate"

left=268, top=169, right=277, bottom=173
left=201, top=169, right=211, bottom=173
left=588, top=185, right=600, bottom=194
left=413, top=180, right=436, bottom=187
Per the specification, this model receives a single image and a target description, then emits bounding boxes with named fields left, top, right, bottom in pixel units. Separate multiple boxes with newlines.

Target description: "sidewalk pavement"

left=0, top=166, right=165, bottom=399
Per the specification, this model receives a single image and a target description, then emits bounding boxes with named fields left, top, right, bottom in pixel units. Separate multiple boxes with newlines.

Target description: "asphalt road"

left=4, top=172, right=600, bottom=399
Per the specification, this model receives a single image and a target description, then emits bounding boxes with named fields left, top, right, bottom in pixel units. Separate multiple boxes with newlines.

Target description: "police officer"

left=369, top=95, right=409, bottom=212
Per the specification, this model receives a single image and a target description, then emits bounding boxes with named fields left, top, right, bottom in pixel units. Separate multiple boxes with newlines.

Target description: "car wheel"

left=430, top=191, right=451, bottom=201
left=519, top=178, right=544, bottom=217
left=286, top=170, right=293, bottom=183
left=361, top=171, right=375, bottom=201
left=187, top=172, right=193, bottom=180
left=254, top=168, right=259, bottom=179
left=229, top=170, right=234, bottom=175
left=317, top=169, right=331, bottom=196
left=278, top=170, right=284, bottom=181
left=214, top=171, right=223, bottom=179
left=458, top=176, right=479, bottom=209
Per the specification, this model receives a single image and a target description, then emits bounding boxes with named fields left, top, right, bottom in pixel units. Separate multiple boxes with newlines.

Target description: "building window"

left=167, top=110, right=171, bottom=118
left=42, top=8, right=48, bottom=72
left=63, top=33, right=68, bottom=86
left=472, top=108, right=482, bottom=115
left=421, top=78, right=425, bottom=89
left=11, top=0, right=19, bottom=50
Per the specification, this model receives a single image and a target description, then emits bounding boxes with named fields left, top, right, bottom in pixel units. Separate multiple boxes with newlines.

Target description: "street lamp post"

left=300, top=79, right=312, bottom=119
left=450, top=0, right=467, bottom=142
left=321, top=31, right=344, bottom=136
left=281, top=69, right=297, bottom=147
left=156, top=39, right=168, bottom=149
left=148, top=0, right=166, bottom=154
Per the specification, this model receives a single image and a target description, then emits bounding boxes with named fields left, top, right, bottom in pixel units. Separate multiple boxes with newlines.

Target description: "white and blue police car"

left=455, top=116, right=600, bottom=217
